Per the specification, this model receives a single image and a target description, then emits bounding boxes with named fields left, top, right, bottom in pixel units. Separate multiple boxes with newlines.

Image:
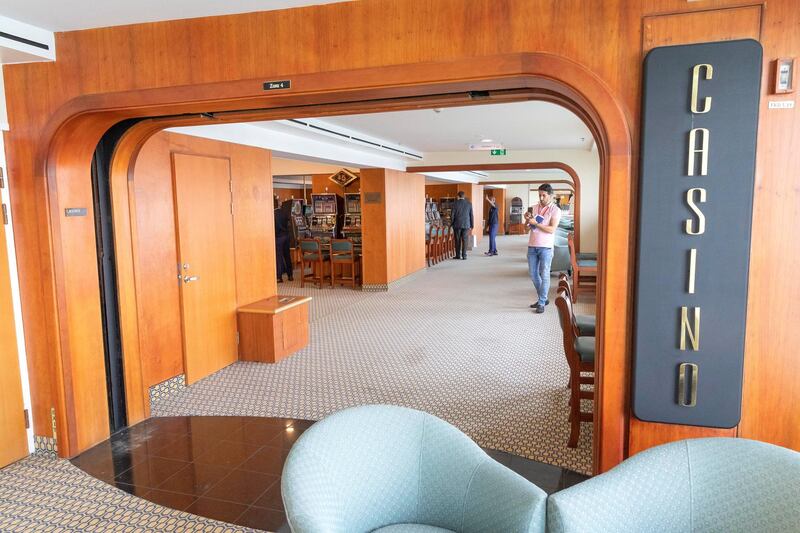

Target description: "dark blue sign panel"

left=633, top=40, right=762, bottom=428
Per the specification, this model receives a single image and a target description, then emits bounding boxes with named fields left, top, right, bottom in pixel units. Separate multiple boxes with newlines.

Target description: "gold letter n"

left=680, top=306, right=701, bottom=351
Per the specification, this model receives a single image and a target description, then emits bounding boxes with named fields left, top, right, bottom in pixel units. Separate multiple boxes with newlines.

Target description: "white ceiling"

left=315, top=101, right=594, bottom=152
left=0, top=0, right=344, bottom=32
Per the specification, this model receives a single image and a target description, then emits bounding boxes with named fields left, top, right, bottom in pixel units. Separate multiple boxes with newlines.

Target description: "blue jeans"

left=527, top=246, right=554, bottom=306
left=488, top=223, right=498, bottom=253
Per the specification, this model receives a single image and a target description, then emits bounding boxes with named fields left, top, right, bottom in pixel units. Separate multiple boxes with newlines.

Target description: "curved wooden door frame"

left=409, top=162, right=582, bottom=251
left=40, top=52, right=632, bottom=473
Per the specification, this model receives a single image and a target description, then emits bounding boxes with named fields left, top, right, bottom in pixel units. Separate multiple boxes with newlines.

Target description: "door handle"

left=183, top=275, right=199, bottom=284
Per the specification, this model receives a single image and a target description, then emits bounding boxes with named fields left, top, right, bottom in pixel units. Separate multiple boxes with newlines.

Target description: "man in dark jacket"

left=485, top=194, right=499, bottom=256
left=450, top=191, right=473, bottom=260
left=275, top=200, right=294, bottom=282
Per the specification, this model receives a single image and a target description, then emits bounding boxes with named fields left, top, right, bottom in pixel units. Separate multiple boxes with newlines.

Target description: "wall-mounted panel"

left=632, top=40, right=762, bottom=428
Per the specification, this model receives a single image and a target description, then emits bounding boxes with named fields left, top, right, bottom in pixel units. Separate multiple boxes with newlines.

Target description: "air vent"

left=0, top=31, right=49, bottom=50
left=286, top=119, right=423, bottom=160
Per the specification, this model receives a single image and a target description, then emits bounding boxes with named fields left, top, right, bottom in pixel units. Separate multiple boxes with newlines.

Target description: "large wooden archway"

left=39, top=52, right=632, bottom=473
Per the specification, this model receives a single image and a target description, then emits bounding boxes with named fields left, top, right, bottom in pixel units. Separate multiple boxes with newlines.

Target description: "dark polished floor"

left=71, top=416, right=589, bottom=532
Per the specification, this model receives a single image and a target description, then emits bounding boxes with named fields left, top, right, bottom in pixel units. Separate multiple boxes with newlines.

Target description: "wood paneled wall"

left=0, top=172, right=28, bottom=467
left=362, top=169, right=426, bottom=286
left=131, top=131, right=276, bottom=395
left=274, top=188, right=308, bottom=204
left=385, top=170, right=426, bottom=283
left=425, top=184, right=458, bottom=200
left=1, top=0, right=797, bottom=465
left=469, top=185, right=485, bottom=245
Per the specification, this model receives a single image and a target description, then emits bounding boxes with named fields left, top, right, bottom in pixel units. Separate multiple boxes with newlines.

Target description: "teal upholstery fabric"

left=573, top=337, right=595, bottom=363
left=303, top=253, right=329, bottom=261
left=281, top=405, right=547, bottom=533
left=300, top=240, right=321, bottom=252
left=575, top=315, right=595, bottom=336
left=576, top=259, right=596, bottom=267
left=575, top=252, right=597, bottom=262
left=547, top=438, right=800, bottom=533
left=552, top=243, right=570, bottom=272
left=332, top=254, right=353, bottom=261
left=331, top=241, right=353, bottom=252
left=374, top=525, right=453, bottom=532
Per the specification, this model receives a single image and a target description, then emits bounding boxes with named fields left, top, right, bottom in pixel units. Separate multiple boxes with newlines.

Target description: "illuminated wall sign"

left=632, top=40, right=762, bottom=428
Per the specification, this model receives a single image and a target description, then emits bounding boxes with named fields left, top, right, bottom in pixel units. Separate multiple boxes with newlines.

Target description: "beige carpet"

left=153, top=235, right=596, bottom=474
left=0, top=454, right=258, bottom=532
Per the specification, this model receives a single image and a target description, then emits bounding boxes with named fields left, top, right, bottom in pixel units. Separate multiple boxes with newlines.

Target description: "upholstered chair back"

left=282, top=405, right=547, bottom=533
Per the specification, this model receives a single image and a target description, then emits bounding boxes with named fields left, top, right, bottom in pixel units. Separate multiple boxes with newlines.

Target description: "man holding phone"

left=526, top=184, right=561, bottom=313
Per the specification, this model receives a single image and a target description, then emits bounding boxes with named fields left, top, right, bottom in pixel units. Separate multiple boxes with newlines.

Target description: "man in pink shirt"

left=526, top=184, right=562, bottom=313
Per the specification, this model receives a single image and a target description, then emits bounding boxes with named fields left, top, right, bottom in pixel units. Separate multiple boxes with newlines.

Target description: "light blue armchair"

left=547, top=438, right=800, bottom=533
left=281, top=405, right=547, bottom=533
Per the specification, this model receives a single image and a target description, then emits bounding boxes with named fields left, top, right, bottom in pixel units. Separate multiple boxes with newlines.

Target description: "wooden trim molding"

left=409, top=162, right=583, bottom=251
left=37, top=52, right=631, bottom=472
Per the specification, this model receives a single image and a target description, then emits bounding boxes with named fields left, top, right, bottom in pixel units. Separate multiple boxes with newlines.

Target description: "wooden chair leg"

left=568, top=371, right=581, bottom=448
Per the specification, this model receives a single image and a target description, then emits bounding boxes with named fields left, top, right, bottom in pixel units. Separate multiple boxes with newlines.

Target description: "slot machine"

left=309, top=193, right=344, bottom=243
left=425, top=199, right=442, bottom=238
left=342, top=193, right=362, bottom=248
left=508, top=196, right=525, bottom=234
left=439, top=197, right=456, bottom=226
left=290, top=198, right=311, bottom=239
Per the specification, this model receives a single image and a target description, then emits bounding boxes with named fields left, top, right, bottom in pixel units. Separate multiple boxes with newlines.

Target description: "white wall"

left=0, top=68, right=7, bottom=130
left=419, top=149, right=600, bottom=252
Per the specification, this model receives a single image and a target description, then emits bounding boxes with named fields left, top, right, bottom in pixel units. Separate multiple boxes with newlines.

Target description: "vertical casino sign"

left=633, top=40, right=762, bottom=428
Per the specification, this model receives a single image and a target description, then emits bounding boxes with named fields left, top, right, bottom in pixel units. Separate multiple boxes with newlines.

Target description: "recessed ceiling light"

left=481, top=138, right=493, bottom=143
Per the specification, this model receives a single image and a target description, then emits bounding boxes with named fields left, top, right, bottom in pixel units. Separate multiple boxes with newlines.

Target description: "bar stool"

left=331, top=238, right=360, bottom=289
left=556, top=292, right=595, bottom=448
left=299, top=238, right=331, bottom=288
left=568, top=232, right=597, bottom=302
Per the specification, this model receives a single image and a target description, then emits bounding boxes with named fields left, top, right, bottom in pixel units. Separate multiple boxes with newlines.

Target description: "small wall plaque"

left=364, top=192, right=382, bottom=204
left=65, top=208, right=88, bottom=217
left=263, top=80, right=291, bottom=91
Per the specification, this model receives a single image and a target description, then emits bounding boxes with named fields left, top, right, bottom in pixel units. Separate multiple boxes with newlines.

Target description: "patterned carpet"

left=153, top=235, right=596, bottom=475
left=0, top=455, right=256, bottom=532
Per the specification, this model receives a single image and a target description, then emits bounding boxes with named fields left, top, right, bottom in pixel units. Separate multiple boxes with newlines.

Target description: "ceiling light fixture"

left=481, top=138, right=493, bottom=143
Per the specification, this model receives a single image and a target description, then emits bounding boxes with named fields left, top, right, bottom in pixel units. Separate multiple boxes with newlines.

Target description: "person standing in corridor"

left=526, top=184, right=561, bottom=313
left=274, top=200, right=294, bottom=282
left=450, top=191, right=473, bottom=260
left=485, top=195, right=499, bottom=256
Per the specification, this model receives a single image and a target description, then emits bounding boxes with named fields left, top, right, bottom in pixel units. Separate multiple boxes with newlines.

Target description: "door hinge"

left=236, top=331, right=239, bottom=344
left=23, top=409, right=30, bottom=429
left=1, top=204, right=8, bottom=225
left=0, top=166, right=5, bottom=188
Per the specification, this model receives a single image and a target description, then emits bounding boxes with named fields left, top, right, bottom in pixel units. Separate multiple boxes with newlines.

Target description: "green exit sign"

left=490, top=149, right=507, bottom=156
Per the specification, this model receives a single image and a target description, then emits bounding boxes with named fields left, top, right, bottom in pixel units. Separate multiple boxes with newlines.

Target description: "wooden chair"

left=431, top=227, right=442, bottom=264
left=299, top=238, right=331, bottom=288
left=426, top=233, right=433, bottom=267
left=556, top=292, right=595, bottom=448
left=446, top=226, right=455, bottom=259
left=567, top=232, right=597, bottom=302
left=558, top=274, right=596, bottom=337
left=331, top=239, right=361, bottom=289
